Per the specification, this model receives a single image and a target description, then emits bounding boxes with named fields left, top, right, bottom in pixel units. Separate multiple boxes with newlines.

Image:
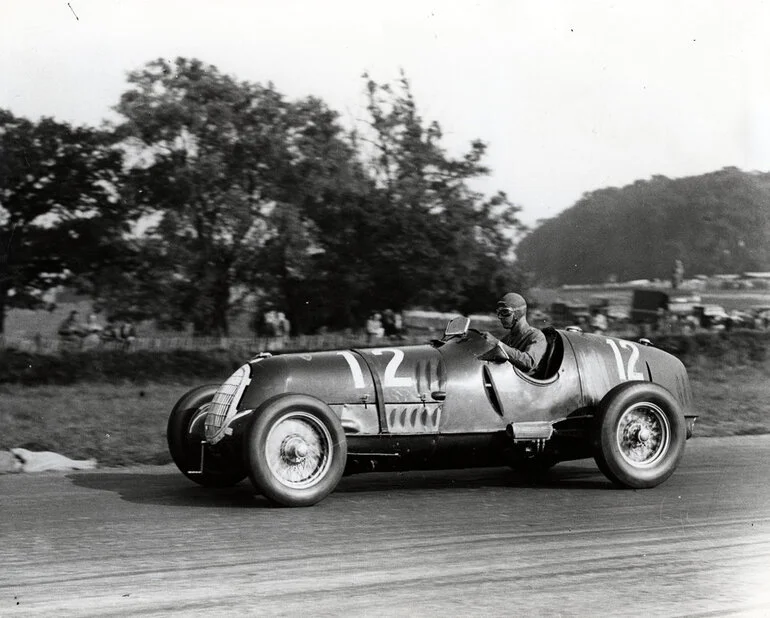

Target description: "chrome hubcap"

left=282, top=436, right=309, bottom=463
left=616, top=402, right=670, bottom=468
left=265, top=412, right=332, bottom=489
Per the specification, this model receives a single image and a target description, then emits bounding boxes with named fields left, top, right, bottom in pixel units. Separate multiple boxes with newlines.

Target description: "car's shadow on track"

left=337, top=464, right=610, bottom=494
left=69, top=471, right=271, bottom=508
left=69, top=463, right=612, bottom=508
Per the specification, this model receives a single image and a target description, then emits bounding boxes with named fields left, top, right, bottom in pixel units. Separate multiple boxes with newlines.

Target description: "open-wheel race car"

left=167, top=317, right=698, bottom=507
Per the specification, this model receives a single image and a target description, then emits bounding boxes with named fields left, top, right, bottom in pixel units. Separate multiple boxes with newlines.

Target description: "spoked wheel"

left=244, top=394, right=347, bottom=507
left=266, top=411, right=334, bottom=489
left=593, top=382, right=686, bottom=489
left=616, top=402, right=670, bottom=468
left=167, top=385, right=248, bottom=487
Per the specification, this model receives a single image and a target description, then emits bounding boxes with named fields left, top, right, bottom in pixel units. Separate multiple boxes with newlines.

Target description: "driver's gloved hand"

left=478, top=341, right=509, bottom=363
left=480, top=331, right=499, bottom=345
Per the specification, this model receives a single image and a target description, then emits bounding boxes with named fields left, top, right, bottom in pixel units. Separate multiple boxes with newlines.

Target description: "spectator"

left=382, top=309, right=398, bottom=338
left=272, top=311, right=291, bottom=349
left=101, top=318, right=120, bottom=347
left=366, top=312, right=384, bottom=343
left=82, top=313, right=104, bottom=350
left=257, top=310, right=279, bottom=337
left=57, top=310, right=84, bottom=350
left=394, top=311, right=404, bottom=335
left=119, top=320, right=137, bottom=350
left=589, top=308, right=608, bottom=334
left=276, top=312, right=291, bottom=337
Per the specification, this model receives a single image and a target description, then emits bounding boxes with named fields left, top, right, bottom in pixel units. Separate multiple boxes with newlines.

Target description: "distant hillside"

left=516, top=167, right=770, bottom=285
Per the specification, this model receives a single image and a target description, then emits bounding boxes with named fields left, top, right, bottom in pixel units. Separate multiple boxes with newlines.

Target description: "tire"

left=244, top=394, right=347, bottom=507
left=592, top=382, right=686, bottom=489
left=167, top=385, right=248, bottom=487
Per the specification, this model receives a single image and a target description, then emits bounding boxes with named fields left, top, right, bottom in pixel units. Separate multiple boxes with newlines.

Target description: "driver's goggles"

left=496, top=307, right=515, bottom=318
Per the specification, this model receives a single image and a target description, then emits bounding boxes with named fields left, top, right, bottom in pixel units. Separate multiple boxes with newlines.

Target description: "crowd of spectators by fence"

left=57, top=310, right=137, bottom=351
left=2, top=300, right=769, bottom=357
left=365, top=309, right=404, bottom=343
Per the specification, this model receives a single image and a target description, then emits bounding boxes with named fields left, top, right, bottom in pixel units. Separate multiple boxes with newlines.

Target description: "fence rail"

left=0, top=333, right=433, bottom=355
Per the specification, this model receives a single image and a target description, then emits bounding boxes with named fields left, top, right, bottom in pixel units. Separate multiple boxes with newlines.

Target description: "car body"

left=168, top=318, right=698, bottom=506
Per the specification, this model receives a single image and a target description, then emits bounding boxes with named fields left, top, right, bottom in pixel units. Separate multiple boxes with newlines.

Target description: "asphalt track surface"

left=2, top=436, right=770, bottom=617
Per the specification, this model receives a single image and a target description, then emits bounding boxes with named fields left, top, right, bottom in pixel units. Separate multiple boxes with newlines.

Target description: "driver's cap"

left=497, top=292, right=527, bottom=310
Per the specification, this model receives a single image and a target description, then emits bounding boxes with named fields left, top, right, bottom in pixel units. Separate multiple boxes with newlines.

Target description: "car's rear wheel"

left=167, top=385, right=248, bottom=487
left=592, top=382, right=686, bottom=488
left=244, top=394, right=347, bottom=507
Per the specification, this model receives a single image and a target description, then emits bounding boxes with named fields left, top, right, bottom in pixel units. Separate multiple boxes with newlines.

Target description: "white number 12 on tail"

left=605, top=339, right=644, bottom=381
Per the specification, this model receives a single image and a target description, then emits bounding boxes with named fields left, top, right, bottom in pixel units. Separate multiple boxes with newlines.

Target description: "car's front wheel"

left=244, top=394, right=347, bottom=507
left=167, top=385, right=248, bottom=487
left=592, top=382, right=686, bottom=489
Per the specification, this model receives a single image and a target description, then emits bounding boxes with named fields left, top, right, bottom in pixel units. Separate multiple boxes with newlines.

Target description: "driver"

left=482, top=292, right=547, bottom=375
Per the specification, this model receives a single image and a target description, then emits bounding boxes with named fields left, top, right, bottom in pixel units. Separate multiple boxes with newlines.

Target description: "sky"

left=3, top=0, right=770, bottom=225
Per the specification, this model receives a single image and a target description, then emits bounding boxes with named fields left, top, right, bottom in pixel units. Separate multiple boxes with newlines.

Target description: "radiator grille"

left=204, top=364, right=250, bottom=444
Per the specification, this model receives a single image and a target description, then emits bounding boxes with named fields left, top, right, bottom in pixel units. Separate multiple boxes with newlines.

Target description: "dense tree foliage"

left=289, top=72, right=528, bottom=330
left=104, top=59, right=526, bottom=335
left=516, top=168, right=770, bottom=285
left=351, top=73, right=527, bottom=315
left=109, top=58, right=366, bottom=334
left=0, top=109, right=126, bottom=334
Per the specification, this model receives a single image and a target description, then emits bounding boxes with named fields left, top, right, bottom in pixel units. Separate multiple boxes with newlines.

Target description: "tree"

left=350, top=72, right=527, bottom=314
left=108, top=61, right=527, bottom=335
left=0, top=109, right=125, bottom=334
left=516, top=167, right=770, bottom=285
left=266, top=71, right=528, bottom=330
left=110, top=58, right=365, bottom=335
left=244, top=97, right=374, bottom=334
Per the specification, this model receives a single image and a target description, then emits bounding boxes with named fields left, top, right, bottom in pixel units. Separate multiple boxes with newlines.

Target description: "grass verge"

left=0, top=381, right=204, bottom=467
left=688, top=363, right=770, bottom=437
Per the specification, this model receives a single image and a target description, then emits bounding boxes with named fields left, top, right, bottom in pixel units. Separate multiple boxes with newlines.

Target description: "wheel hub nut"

left=283, top=437, right=308, bottom=462
left=638, top=427, right=651, bottom=442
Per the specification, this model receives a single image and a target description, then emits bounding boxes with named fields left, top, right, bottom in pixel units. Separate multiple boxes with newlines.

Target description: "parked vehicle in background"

left=726, top=310, right=755, bottom=330
left=629, top=289, right=668, bottom=325
left=630, top=289, right=702, bottom=325
left=549, top=300, right=591, bottom=328
left=693, top=304, right=729, bottom=330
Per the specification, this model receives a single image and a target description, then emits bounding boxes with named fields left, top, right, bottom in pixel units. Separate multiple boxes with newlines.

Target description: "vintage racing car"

left=167, top=318, right=698, bottom=507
